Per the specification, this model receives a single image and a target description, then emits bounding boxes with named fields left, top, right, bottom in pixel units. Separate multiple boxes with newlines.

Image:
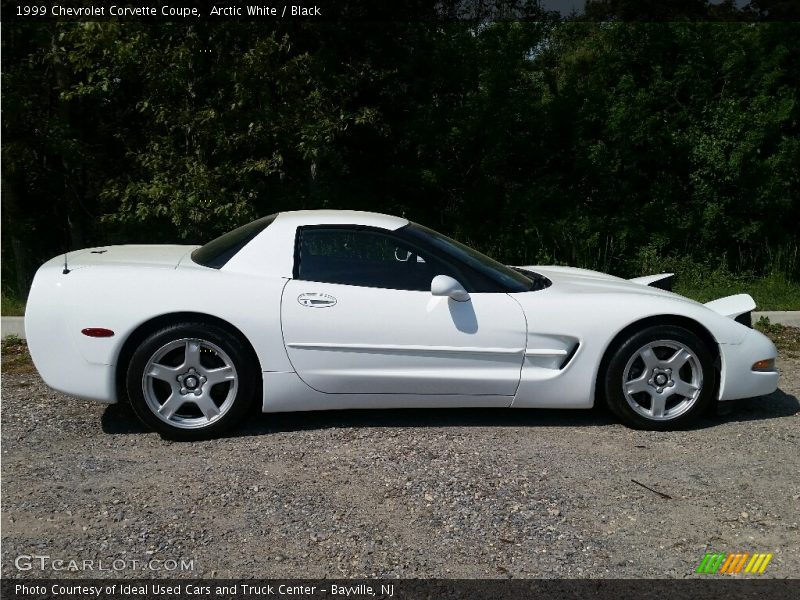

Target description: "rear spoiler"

left=629, top=273, right=674, bottom=291
left=704, top=294, right=756, bottom=328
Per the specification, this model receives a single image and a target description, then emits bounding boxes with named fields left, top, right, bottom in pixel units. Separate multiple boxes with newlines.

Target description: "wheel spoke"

left=146, top=363, right=181, bottom=383
left=650, top=393, right=667, bottom=418
left=205, top=365, right=235, bottom=387
left=195, top=394, right=221, bottom=420
left=672, top=378, right=699, bottom=399
left=666, top=348, right=692, bottom=370
left=639, top=347, right=659, bottom=370
left=158, top=393, right=185, bottom=419
left=625, top=374, right=650, bottom=395
left=184, top=340, right=202, bottom=369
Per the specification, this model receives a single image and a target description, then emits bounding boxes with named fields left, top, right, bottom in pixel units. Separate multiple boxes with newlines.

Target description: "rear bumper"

left=27, top=315, right=117, bottom=403
left=36, top=357, right=116, bottom=404
left=25, top=259, right=118, bottom=404
left=718, top=329, right=779, bottom=401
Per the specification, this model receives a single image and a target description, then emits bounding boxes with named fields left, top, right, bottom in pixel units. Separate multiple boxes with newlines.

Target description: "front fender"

left=508, top=287, right=753, bottom=409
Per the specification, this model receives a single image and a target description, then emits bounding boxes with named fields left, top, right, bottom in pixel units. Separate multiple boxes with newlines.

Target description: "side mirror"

left=431, top=275, right=470, bottom=302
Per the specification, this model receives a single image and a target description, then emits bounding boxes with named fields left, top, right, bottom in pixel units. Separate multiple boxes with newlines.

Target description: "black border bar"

left=2, top=1, right=800, bottom=22
left=2, top=579, right=799, bottom=600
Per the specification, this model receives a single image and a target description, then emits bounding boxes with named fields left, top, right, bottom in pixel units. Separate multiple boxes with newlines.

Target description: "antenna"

left=62, top=222, right=71, bottom=274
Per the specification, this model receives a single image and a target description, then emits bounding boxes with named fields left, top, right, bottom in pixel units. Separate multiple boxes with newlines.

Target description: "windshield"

left=191, top=214, right=277, bottom=269
left=402, top=223, right=534, bottom=292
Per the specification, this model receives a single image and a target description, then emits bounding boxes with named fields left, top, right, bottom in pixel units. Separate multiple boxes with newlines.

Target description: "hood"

left=62, top=245, right=198, bottom=271
left=521, top=265, right=699, bottom=304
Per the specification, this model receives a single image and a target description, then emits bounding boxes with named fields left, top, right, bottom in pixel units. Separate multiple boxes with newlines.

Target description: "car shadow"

left=100, top=402, right=149, bottom=434
left=100, top=388, right=799, bottom=438
left=701, top=387, right=799, bottom=426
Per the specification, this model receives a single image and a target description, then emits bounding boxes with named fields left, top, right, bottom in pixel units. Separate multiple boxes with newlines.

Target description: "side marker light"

left=81, top=328, right=115, bottom=338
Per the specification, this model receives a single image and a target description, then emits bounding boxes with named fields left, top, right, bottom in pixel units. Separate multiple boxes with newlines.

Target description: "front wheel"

left=604, top=325, right=715, bottom=430
left=126, top=322, right=257, bottom=440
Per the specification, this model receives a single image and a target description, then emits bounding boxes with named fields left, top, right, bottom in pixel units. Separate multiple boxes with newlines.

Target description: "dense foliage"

left=2, top=20, right=799, bottom=299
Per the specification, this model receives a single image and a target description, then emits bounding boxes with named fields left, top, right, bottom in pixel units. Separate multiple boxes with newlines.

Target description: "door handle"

left=297, top=293, right=337, bottom=308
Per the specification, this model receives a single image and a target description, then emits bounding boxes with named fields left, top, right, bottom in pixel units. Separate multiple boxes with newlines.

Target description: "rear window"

left=191, top=214, right=277, bottom=269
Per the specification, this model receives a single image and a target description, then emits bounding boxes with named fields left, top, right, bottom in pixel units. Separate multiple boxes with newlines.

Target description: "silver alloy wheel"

left=622, top=339, right=703, bottom=421
left=142, top=338, right=238, bottom=430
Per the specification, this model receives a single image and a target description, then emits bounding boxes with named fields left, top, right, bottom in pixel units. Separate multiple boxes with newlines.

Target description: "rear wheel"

left=126, top=322, right=256, bottom=440
left=604, top=325, right=715, bottom=430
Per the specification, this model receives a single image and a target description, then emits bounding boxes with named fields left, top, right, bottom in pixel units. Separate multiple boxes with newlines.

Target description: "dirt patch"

left=0, top=336, right=35, bottom=376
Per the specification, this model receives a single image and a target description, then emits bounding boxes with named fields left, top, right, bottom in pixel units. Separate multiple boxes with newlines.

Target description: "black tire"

left=126, top=321, right=257, bottom=440
left=604, top=325, right=715, bottom=431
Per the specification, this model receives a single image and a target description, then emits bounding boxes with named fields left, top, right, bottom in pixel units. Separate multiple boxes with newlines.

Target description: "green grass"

left=1, top=294, right=25, bottom=316
left=674, top=272, right=800, bottom=311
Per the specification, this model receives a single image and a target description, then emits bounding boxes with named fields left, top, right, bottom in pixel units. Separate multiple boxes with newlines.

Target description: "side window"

left=296, top=228, right=459, bottom=291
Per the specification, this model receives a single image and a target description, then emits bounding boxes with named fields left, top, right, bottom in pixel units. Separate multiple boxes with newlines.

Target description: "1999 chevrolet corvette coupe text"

left=25, top=210, right=779, bottom=439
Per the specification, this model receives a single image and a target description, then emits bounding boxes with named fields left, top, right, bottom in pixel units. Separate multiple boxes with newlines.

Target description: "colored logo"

left=696, top=552, right=773, bottom=574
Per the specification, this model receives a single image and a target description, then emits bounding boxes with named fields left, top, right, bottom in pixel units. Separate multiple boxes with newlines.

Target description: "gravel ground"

left=1, top=346, right=798, bottom=579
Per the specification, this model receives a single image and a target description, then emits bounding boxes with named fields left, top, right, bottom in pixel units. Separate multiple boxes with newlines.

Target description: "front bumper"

left=718, top=328, right=779, bottom=401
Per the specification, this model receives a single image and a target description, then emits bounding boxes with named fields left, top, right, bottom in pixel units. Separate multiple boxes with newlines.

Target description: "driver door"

left=280, top=226, right=526, bottom=398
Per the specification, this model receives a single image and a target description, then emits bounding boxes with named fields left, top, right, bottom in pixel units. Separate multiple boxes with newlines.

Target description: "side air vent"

left=560, top=343, right=580, bottom=369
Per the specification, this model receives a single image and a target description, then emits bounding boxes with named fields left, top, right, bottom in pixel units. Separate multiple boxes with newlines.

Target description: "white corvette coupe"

left=26, top=210, right=778, bottom=439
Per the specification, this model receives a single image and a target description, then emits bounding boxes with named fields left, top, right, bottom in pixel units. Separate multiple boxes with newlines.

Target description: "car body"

left=25, top=210, right=779, bottom=438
